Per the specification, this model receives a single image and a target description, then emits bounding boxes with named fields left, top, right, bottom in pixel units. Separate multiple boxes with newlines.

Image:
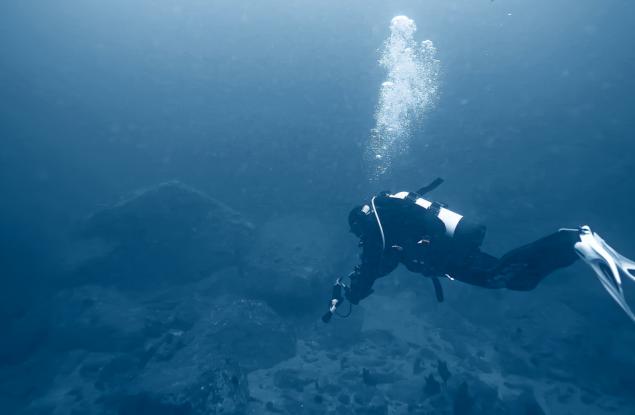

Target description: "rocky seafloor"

left=1, top=182, right=634, bottom=414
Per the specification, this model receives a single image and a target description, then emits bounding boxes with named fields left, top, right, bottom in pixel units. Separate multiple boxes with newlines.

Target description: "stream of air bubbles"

left=368, top=15, right=440, bottom=179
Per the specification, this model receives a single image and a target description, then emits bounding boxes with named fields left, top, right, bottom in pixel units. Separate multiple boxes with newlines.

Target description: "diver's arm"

left=346, top=239, right=398, bottom=304
left=346, top=267, right=375, bottom=305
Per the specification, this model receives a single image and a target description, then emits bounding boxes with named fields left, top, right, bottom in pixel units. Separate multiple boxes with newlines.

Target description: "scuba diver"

left=322, top=178, right=635, bottom=323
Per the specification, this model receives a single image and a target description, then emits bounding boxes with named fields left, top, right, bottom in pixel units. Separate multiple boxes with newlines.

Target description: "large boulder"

left=243, top=215, right=340, bottom=314
left=45, top=285, right=149, bottom=353
left=112, top=297, right=295, bottom=413
left=42, top=282, right=296, bottom=369
left=75, top=181, right=254, bottom=288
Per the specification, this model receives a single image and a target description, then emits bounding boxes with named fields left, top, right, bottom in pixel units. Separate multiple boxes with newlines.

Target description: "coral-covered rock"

left=181, top=297, right=296, bottom=371
left=121, top=358, right=249, bottom=415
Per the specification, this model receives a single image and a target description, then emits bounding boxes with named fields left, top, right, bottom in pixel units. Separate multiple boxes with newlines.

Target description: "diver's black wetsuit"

left=346, top=191, right=581, bottom=305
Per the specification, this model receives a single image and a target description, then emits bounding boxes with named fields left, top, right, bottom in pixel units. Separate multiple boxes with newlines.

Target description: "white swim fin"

left=573, top=225, right=635, bottom=322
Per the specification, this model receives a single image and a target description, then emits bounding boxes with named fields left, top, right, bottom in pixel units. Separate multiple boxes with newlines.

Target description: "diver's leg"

left=495, top=227, right=635, bottom=322
left=445, top=250, right=502, bottom=288
left=450, top=226, right=635, bottom=322
left=494, top=229, right=580, bottom=291
left=444, top=230, right=580, bottom=290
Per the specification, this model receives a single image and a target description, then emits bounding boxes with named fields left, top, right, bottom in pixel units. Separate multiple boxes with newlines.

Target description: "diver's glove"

left=573, top=225, right=635, bottom=322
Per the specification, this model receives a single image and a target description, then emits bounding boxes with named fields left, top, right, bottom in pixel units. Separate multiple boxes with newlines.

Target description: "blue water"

left=2, top=1, right=635, bottom=414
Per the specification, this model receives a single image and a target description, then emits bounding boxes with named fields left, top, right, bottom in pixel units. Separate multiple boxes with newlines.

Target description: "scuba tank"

left=384, top=177, right=486, bottom=249
left=386, top=191, right=485, bottom=248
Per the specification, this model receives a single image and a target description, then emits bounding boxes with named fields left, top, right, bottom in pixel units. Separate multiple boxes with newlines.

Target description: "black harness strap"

left=431, top=277, right=444, bottom=302
left=416, top=177, right=444, bottom=196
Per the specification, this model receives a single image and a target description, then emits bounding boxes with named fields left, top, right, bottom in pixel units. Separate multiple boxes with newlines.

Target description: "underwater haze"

left=2, top=0, right=635, bottom=414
